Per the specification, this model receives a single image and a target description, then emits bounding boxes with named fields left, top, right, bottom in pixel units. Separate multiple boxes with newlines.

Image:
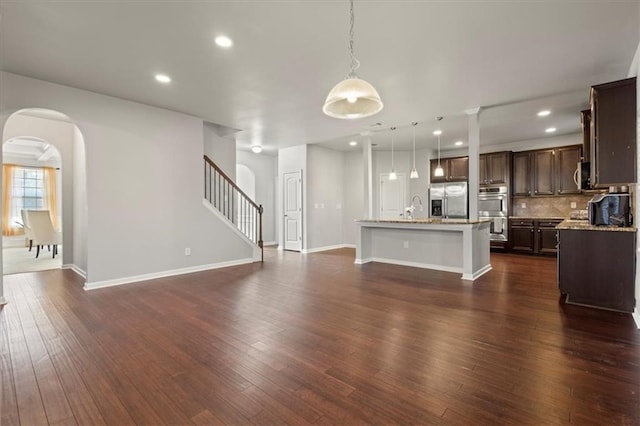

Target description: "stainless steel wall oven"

left=479, top=186, right=508, bottom=242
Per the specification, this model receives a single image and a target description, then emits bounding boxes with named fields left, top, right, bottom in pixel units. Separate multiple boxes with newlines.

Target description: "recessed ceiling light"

left=349, top=141, right=358, bottom=146
left=433, top=129, right=442, bottom=136
left=154, top=74, right=171, bottom=84
left=537, top=110, right=551, bottom=117
left=251, top=145, right=263, bottom=154
left=455, top=141, right=464, bottom=146
left=545, top=127, right=557, bottom=133
left=215, top=35, right=233, bottom=48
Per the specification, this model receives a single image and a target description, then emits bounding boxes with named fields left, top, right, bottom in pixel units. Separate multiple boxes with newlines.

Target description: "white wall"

left=372, top=150, right=412, bottom=219
left=408, top=147, right=431, bottom=219
left=3, top=113, right=75, bottom=265
left=0, top=71, right=254, bottom=287
left=306, top=145, right=344, bottom=251
left=342, top=151, right=364, bottom=246
left=73, top=126, right=88, bottom=274
left=236, top=150, right=277, bottom=245
left=277, top=145, right=307, bottom=248
left=203, top=121, right=236, bottom=181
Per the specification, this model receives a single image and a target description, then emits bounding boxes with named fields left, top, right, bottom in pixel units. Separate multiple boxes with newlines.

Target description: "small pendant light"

left=389, top=126, right=397, bottom=180
left=434, top=117, right=444, bottom=177
left=410, top=122, right=419, bottom=179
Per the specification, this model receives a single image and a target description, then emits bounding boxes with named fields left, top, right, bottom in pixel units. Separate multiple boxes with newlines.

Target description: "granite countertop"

left=357, top=218, right=491, bottom=225
left=508, top=216, right=565, bottom=221
left=556, top=219, right=636, bottom=233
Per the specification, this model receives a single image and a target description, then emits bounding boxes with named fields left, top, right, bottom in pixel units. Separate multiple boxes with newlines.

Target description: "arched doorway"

left=1, top=108, right=88, bottom=280
left=2, top=136, right=63, bottom=274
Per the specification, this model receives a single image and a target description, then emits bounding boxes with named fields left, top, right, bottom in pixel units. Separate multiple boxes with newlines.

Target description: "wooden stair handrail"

left=204, top=155, right=260, bottom=210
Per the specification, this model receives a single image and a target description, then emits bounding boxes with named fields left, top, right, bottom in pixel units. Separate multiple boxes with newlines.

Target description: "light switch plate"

left=521, top=203, right=526, bottom=209
left=570, top=202, right=577, bottom=208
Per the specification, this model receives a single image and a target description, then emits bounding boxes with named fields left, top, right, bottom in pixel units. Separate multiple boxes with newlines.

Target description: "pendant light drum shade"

left=323, top=77, right=383, bottom=119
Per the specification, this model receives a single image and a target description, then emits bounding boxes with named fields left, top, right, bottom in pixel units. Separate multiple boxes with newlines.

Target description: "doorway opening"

left=1, top=108, right=88, bottom=279
left=2, top=136, right=62, bottom=274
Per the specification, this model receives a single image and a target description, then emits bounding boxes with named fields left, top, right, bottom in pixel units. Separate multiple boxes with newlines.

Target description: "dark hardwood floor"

left=1, top=248, right=639, bottom=425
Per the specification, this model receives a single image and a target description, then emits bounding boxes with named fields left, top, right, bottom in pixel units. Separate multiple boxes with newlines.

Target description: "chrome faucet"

left=411, top=195, right=423, bottom=211
left=405, top=195, right=423, bottom=220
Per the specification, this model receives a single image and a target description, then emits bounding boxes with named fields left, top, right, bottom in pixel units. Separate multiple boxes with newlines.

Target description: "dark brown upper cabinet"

left=479, top=152, right=510, bottom=185
left=512, top=152, right=532, bottom=196
left=556, top=146, right=582, bottom=195
left=580, top=109, right=591, bottom=162
left=590, top=77, right=636, bottom=187
left=512, top=145, right=582, bottom=196
left=533, top=149, right=555, bottom=195
left=430, top=156, right=469, bottom=183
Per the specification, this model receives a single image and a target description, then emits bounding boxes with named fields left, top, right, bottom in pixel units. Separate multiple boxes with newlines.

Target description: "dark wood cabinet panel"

left=449, top=157, right=469, bottom=181
left=512, top=152, right=531, bottom=196
left=558, top=229, right=635, bottom=312
left=481, top=152, right=510, bottom=185
left=479, top=155, right=487, bottom=185
left=510, top=219, right=561, bottom=255
left=533, top=149, right=555, bottom=195
left=430, top=157, right=468, bottom=182
left=513, top=146, right=582, bottom=197
left=536, top=221, right=561, bottom=254
left=590, top=77, right=636, bottom=187
left=509, top=219, right=535, bottom=253
left=580, top=109, right=591, bottom=162
left=556, top=146, right=581, bottom=195
left=487, top=152, right=509, bottom=185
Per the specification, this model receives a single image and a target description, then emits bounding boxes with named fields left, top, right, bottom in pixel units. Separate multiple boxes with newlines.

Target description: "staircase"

left=203, top=155, right=263, bottom=261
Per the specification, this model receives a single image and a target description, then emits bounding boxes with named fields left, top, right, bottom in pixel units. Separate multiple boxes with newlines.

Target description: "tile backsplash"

left=512, top=195, right=594, bottom=218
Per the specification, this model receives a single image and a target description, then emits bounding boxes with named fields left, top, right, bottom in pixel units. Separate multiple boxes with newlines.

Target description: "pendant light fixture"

left=322, top=0, right=383, bottom=119
left=410, top=122, right=419, bottom=179
left=434, top=117, right=444, bottom=177
left=389, top=126, right=397, bottom=180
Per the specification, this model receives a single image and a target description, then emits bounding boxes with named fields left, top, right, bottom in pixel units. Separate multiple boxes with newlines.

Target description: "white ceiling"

left=3, top=136, right=61, bottom=163
left=0, top=1, right=637, bottom=154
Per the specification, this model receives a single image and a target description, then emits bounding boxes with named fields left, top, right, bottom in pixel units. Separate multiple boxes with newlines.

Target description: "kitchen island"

left=355, top=219, right=492, bottom=281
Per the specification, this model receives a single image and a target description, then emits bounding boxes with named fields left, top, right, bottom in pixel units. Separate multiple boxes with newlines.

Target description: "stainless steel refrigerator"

left=429, top=182, right=468, bottom=219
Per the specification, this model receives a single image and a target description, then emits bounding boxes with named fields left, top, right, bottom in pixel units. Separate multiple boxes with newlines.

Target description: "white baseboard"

left=462, top=264, right=492, bottom=281
left=302, top=244, right=353, bottom=254
left=0, top=296, right=7, bottom=306
left=633, top=309, right=640, bottom=329
left=263, top=241, right=278, bottom=247
left=62, top=263, right=87, bottom=279
left=84, top=257, right=255, bottom=291
left=343, top=244, right=356, bottom=249
left=355, top=256, right=463, bottom=275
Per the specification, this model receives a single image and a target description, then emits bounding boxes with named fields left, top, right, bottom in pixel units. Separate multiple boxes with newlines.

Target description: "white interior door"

left=379, top=173, right=406, bottom=219
left=283, top=171, right=302, bottom=251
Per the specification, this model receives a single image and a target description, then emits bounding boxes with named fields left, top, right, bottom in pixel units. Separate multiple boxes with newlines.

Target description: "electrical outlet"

left=521, top=203, right=527, bottom=209
left=314, top=203, right=319, bottom=209
left=571, top=202, right=577, bottom=208
left=185, top=247, right=191, bottom=256
left=403, top=241, right=409, bottom=249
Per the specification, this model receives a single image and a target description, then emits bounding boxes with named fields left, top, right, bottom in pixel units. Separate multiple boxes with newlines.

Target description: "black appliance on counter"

left=588, top=193, right=631, bottom=226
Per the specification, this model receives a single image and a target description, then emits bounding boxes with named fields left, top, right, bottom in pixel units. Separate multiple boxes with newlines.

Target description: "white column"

left=466, top=108, right=481, bottom=221
left=362, top=134, right=373, bottom=219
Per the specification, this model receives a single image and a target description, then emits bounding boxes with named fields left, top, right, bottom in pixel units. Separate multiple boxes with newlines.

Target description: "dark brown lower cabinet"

left=510, top=219, right=535, bottom=253
left=558, top=229, right=635, bottom=312
left=509, top=219, right=562, bottom=255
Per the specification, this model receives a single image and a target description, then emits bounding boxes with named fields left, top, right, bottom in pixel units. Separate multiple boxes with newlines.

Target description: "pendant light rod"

left=389, top=126, right=397, bottom=180
left=347, top=0, right=359, bottom=78
left=410, top=122, right=419, bottom=179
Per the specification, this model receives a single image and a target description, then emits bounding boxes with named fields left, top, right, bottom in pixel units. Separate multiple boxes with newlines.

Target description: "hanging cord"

left=412, top=122, right=418, bottom=169
left=348, top=0, right=361, bottom=78
left=391, top=126, right=396, bottom=170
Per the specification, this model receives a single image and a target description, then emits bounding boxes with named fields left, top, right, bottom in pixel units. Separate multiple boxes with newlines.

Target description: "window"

left=2, top=164, right=59, bottom=236
left=13, top=167, right=45, bottom=212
